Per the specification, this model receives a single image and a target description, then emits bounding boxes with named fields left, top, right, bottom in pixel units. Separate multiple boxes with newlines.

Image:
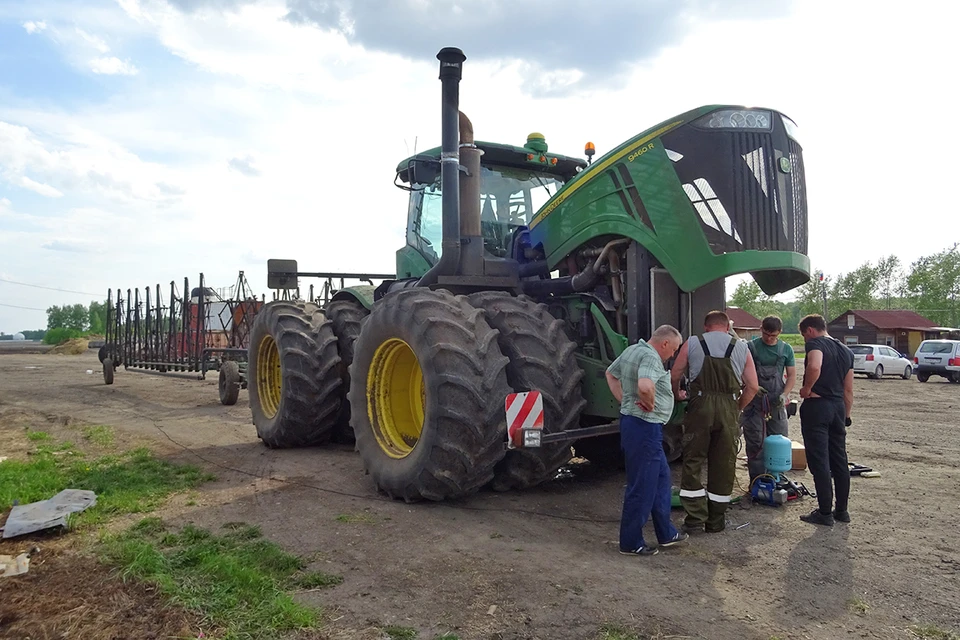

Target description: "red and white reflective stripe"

left=707, top=492, right=732, bottom=503
left=679, top=488, right=706, bottom=498
left=505, top=391, right=544, bottom=448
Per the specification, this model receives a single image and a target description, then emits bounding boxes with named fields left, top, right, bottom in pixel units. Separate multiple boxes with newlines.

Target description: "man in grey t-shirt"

left=671, top=310, right=758, bottom=533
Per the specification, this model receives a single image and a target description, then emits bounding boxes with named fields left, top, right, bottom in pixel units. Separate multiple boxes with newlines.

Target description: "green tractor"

left=247, top=47, right=810, bottom=501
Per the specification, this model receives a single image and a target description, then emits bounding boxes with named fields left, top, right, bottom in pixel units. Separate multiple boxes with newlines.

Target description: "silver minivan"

left=914, top=340, right=960, bottom=383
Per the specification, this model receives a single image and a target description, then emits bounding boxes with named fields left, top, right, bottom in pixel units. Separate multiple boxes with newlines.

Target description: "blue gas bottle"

left=763, top=434, right=792, bottom=481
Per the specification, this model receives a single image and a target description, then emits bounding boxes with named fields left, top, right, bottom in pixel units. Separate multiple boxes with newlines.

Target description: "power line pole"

left=817, top=271, right=828, bottom=319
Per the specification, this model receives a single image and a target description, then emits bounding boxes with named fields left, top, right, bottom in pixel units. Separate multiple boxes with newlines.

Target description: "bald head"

left=704, top=310, right=730, bottom=332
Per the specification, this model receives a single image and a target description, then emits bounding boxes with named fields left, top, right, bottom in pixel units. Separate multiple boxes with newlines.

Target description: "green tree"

left=727, top=280, right=802, bottom=332
left=906, top=243, right=960, bottom=327
left=68, top=303, right=88, bottom=331
left=875, top=255, right=904, bottom=309
left=830, top=262, right=879, bottom=313
left=795, top=272, right=829, bottom=318
left=46, top=305, right=69, bottom=329
left=46, top=304, right=89, bottom=332
left=88, top=300, right=107, bottom=334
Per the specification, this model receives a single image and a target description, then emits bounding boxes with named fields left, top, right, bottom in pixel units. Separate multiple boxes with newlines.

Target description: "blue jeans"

left=619, top=414, right=679, bottom=550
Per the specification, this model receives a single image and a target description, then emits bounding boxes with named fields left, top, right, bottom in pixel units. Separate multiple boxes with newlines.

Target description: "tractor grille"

left=661, top=113, right=809, bottom=259
left=788, top=139, right=808, bottom=255
left=731, top=131, right=782, bottom=252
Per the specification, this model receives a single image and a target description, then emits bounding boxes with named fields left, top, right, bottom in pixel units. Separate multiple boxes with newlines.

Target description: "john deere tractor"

left=248, top=47, right=810, bottom=501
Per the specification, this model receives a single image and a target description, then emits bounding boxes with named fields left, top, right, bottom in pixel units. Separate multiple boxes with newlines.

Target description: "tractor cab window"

left=407, top=165, right=563, bottom=262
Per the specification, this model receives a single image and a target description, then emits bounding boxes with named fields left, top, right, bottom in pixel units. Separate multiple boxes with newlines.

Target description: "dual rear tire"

left=249, top=289, right=590, bottom=501
left=248, top=301, right=343, bottom=448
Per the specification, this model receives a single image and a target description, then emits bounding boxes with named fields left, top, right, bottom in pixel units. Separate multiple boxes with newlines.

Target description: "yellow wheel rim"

left=256, top=335, right=282, bottom=418
left=368, top=338, right=425, bottom=458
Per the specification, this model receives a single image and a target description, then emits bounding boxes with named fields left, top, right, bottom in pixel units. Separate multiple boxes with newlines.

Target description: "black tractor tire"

left=902, top=366, right=912, bottom=380
left=98, top=344, right=121, bottom=365
left=872, top=364, right=884, bottom=380
left=467, top=292, right=585, bottom=491
left=348, top=288, right=511, bottom=502
left=917, top=372, right=930, bottom=383
left=324, top=297, right=370, bottom=443
left=103, top=358, right=114, bottom=385
left=219, top=361, right=241, bottom=406
left=574, top=434, right=625, bottom=470
left=248, top=301, right=342, bottom=448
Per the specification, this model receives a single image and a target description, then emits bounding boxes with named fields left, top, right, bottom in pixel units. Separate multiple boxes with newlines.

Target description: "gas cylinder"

left=763, top=434, right=792, bottom=480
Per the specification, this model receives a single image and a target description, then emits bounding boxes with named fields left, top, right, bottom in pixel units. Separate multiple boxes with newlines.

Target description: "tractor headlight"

left=694, top=109, right=772, bottom=130
left=782, top=115, right=801, bottom=143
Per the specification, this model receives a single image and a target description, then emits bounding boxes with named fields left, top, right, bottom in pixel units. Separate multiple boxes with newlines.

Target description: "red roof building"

left=827, top=309, right=938, bottom=356
left=725, top=308, right=763, bottom=339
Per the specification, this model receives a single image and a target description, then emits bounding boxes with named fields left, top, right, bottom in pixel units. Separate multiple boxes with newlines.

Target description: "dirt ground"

left=1, top=351, right=958, bottom=640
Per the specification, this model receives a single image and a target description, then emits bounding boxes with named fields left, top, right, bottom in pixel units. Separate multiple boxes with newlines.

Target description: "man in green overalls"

left=671, top=311, right=759, bottom=533
left=740, top=315, right=797, bottom=482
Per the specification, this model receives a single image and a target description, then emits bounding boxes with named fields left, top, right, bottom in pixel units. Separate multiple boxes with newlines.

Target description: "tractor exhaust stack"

left=417, top=47, right=467, bottom=287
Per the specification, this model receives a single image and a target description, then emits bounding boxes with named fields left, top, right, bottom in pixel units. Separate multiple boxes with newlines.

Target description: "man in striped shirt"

left=605, top=325, right=689, bottom=556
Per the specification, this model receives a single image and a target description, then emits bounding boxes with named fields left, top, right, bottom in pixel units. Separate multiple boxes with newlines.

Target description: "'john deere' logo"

left=779, top=156, right=791, bottom=173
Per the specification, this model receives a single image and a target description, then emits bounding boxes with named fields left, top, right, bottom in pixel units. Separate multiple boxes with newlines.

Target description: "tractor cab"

left=395, top=135, right=587, bottom=278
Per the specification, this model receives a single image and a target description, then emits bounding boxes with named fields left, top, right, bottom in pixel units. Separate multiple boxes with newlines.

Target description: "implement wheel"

left=324, top=296, right=370, bottom=443
left=248, top=301, right=342, bottom=448
left=103, top=358, right=115, bottom=385
left=348, top=289, right=510, bottom=501
left=468, top=292, right=585, bottom=491
left=219, top=361, right=241, bottom=406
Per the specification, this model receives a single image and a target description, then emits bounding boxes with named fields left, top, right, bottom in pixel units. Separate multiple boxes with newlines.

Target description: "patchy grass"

left=849, top=597, right=870, bottom=615
left=100, top=518, right=323, bottom=640
left=335, top=513, right=376, bottom=524
left=82, top=425, right=115, bottom=447
left=434, top=634, right=460, bottom=640
left=910, top=625, right=960, bottom=640
left=598, top=623, right=641, bottom=640
left=26, top=429, right=51, bottom=441
left=382, top=626, right=418, bottom=640
left=0, top=446, right=212, bottom=525
left=293, top=571, right=344, bottom=589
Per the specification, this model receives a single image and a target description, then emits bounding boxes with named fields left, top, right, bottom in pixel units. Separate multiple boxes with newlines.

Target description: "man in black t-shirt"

left=797, top=314, right=855, bottom=526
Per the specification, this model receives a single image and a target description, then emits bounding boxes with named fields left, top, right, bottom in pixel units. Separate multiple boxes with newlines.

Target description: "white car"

left=849, top=344, right=913, bottom=380
left=913, top=339, right=960, bottom=383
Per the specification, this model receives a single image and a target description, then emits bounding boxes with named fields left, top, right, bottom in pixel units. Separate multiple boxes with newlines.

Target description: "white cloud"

left=42, top=239, right=102, bottom=253
left=2, top=0, right=960, bottom=333
left=227, top=154, right=260, bottom=177
left=22, top=20, right=46, bottom=34
left=0, top=120, right=184, bottom=206
left=90, top=56, right=139, bottom=75
left=20, top=176, right=64, bottom=198
left=0, top=197, right=11, bottom=208
left=76, top=28, right=111, bottom=54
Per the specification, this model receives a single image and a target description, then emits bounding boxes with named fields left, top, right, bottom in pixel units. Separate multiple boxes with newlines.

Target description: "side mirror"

left=407, top=156, right=441, bottom=186
left=267, top=258, right=298, bottom=290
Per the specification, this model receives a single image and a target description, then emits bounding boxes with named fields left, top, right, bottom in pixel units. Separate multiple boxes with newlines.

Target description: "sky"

left=1, top=0, right=958, bottom=333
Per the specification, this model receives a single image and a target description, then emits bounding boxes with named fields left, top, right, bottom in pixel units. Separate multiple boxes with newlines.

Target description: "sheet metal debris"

left=1, top=489, right=97, bottom=539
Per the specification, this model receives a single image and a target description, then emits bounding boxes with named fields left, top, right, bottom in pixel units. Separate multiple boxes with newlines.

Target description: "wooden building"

left=725, top=308, right=763, bottom=340
left=827, top=309, right=939, bottom=356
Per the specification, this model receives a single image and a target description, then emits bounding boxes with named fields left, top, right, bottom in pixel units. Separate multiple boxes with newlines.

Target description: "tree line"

left=41, top=301, right=109, bottom=344
left=728, top=244, right=960, bottom=333
left=0, top=301, right=110, bottom=344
